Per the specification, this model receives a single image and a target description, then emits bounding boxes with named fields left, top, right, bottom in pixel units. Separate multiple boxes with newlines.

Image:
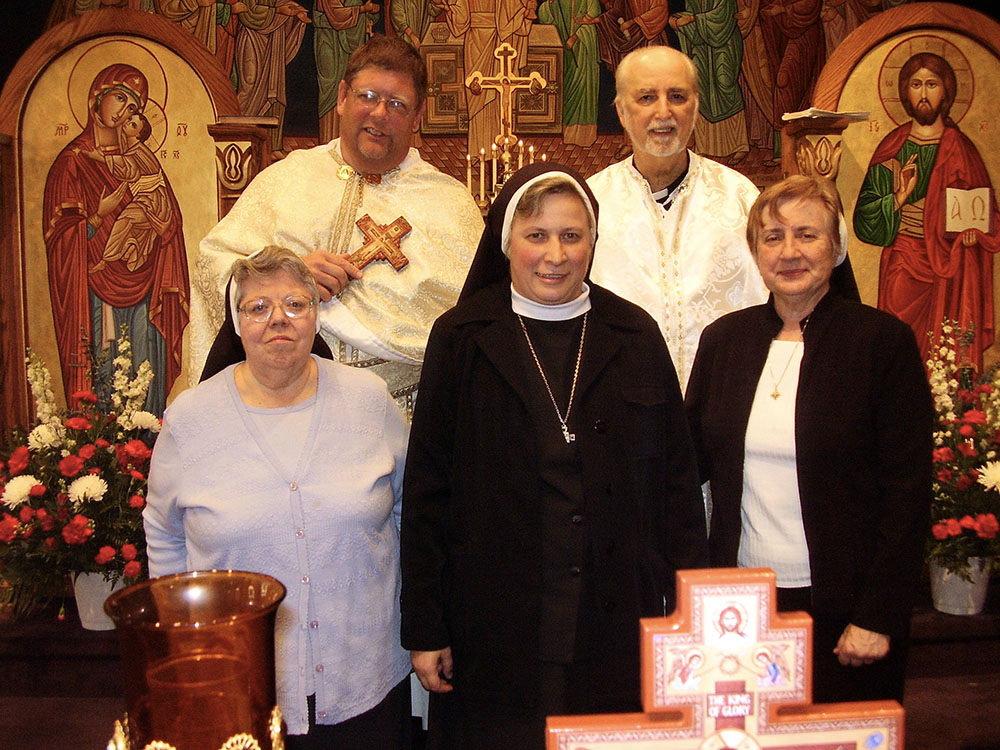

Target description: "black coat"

left=400, top=282, right=708, bottom=708
left=685, top=291, right=932, bottom=638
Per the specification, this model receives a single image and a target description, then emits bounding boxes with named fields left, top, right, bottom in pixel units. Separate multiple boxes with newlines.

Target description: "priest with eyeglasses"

left=191, top=34, right=482, bottom=416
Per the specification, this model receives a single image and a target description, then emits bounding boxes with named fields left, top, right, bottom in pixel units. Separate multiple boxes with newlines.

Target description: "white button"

left=317, top=711, right=327, bottom=719
left=315, top=664, right=324, bottom=673
left=301, top=575, right=309, bottom=584
left=290, top=482, right=298, bottom=491
left=310, top=620, right=319, bottom=629
left=295, top=529, right=305, bottom=538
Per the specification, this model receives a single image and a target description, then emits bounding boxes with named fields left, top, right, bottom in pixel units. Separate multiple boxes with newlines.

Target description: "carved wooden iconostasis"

left=807, top=4, right=1000, bottom=369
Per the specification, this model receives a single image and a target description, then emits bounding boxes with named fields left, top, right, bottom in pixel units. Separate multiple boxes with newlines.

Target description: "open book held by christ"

left=946, top=187, right=994, bottom=234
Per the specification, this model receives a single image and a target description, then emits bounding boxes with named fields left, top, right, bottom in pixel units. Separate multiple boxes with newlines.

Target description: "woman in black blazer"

left=685, top=175, right=932, bottom=704
left=401, top=162, right=707, bottom=749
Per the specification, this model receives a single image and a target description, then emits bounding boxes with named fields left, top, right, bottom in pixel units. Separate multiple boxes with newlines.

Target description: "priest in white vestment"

left=587, top=46, right=767, bottom=390
left=190, top=36, right=482, bottom=412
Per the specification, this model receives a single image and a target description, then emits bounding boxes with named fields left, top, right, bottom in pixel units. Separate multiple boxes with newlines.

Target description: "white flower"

left=1, top=475, right=41, bottom=508
left=119, top=410, right=161, bottom=433
left=27, top=423, right=65, bottom=451
left=977, top=461, right=1000, bottom=493
left=68, top=475, right=109, bottom=506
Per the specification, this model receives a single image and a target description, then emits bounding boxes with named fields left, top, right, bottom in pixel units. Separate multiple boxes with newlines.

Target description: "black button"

left=571, top=514, right=583, bottom=525
left=593, top=419, right=607, bottom=433
left=569, top=565, right=582, bottom=576
left=604, top=600, right=616, bottom=613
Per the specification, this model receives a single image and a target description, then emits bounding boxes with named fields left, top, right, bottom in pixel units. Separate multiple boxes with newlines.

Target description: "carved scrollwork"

left=794, top=135, right=842, bottom=180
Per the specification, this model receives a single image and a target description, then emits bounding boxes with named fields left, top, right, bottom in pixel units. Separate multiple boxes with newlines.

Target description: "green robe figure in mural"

left=538, top=0, right=601, bottom=147
left=673, top=0, right=749, bottom=161
left=390, top=0, right=441, bottom=48
left=314, top=0, right=380, bottom=143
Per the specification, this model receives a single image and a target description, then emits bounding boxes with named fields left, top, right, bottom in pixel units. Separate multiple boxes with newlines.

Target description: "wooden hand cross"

left=347, top=214, right=412, bottom=271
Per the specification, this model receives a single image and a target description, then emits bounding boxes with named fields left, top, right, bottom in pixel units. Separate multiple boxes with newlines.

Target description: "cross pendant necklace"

left=518, top=312, right=588, bottom=444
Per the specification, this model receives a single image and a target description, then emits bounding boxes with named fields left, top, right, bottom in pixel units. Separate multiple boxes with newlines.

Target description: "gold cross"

left=347, top=214, right=412, bottom=271
left=465, top=42, right=546, bottom=141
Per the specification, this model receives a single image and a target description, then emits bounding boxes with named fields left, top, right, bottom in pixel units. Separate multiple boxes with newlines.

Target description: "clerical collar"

left=645, top=158, right=691, bottom=210
left=511, top=283, right=592, bottom=321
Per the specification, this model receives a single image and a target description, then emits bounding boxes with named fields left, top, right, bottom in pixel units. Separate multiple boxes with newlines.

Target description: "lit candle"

left=518, top=140, right=524, bottom=170
left=466, top=153, right=472, bottom=192
left=528, top=145, right=534, bottom=165
left=541, top=153, right=547, bottom=162
left=479, top=148, right=485, bottom=202
left=491, top=143, right=498, bottom=188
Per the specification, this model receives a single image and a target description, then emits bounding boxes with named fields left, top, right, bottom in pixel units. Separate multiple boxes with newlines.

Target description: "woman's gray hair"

left=229, top=246, right=320, bottom=336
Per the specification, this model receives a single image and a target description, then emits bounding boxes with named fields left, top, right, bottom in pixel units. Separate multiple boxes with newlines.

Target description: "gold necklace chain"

left=768, top=316, right=809, bottom=400
left=517, top=312, right=588, bottom=444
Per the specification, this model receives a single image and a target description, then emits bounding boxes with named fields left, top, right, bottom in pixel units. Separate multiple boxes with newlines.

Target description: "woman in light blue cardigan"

left=144, top=246, right=411, bottom=748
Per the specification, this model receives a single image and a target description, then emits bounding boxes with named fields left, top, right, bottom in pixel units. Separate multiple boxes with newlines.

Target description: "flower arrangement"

left=0, top=330, right=159, bottom=617
left=926, top=321, right=1000, bottom=578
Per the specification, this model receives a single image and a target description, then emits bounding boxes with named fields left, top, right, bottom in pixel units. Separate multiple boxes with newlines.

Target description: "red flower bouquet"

left=926, top=322, right=1000, bottom=579
left=0, top=331, right=159, bottom=616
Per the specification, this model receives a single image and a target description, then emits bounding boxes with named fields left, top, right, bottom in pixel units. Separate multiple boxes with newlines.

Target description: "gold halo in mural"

left=67, top=39, right=169, bottom=132
left=878, top=34, right=973, bottom=127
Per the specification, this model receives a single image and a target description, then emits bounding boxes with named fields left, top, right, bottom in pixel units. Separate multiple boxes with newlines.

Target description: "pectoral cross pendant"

left=561, top=424, right=576, bottom=443
left=770, top=388, right=781, bottom=400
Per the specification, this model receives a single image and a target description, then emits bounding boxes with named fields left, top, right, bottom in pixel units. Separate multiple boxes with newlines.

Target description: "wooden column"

left=0, top=133, right=29, bottom=433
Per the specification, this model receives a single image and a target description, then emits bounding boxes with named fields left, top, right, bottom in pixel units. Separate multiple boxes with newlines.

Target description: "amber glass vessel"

left=104, top=570, right=286, bottom=750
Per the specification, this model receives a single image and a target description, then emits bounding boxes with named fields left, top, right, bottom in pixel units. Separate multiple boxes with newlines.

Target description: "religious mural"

left=43, top=62, right=189, bottom=417
left=14, top=33, right=222, bottom=415
left=838, top=30, right=1000, bottom=368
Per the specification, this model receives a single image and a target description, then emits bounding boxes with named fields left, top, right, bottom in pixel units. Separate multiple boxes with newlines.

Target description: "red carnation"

left=61, top=515, right=94, bottom=545
left=59, top=455, right=86, bottom=478
left=121, top=543, right=138, bottom=561
left=65, top=416, right=93, bottom=431
left=957, top=442, right=977, bottom=458
left=18, top=506, right=34, bottom=523
left=8, top=446, right=29, bottom=475
left=36, top=508, right=55, bottom=532
left=976, top=384, right=995, bottom=394
left=956, top=475, right=975, bottom=491
left=29, top=483, right=47, bottom=497
left=128, top=494, right=146, bottom=509
left=95, top=439, right=111, bottom=449
left=931, top=522, right=950, bottom=540
left=945, top=518, right=963, bottom=536
left=71, top=390, right=99, bottom=404
left=117, top=439, right=152, bottom=470
left=130, top=470, right=146, bottom=482
left=959, top=515, right=976, bottom=529
left=0, top=514, right=18, bottom=543
left=123, top=560, right=141, bottom=578
left=44, top=536, right=61, bottom=551
left=95, top=546, right=116, bottom=565
left=933, top=447, right=955, bottom=463
left=963, top=410, right=988, bottom=425
left=78, top=444, right=97, bottom=460
left=937, top=468, right=953, bottom=482
left=959, top=425, right=976, bottom=438
left=975, top=513, right=999, bottom=539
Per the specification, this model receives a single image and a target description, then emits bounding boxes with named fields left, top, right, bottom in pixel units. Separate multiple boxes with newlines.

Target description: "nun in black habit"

left=399, top=162, right=708, bottom=749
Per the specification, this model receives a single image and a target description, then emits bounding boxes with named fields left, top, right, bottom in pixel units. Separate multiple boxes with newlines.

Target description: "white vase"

left=929, top=557, right=993, bottom=615
left=73, top=572, right=123, bottom=630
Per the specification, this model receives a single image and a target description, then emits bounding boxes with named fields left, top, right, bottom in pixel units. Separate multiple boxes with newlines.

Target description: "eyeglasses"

left=239, top=295, right=316, bottom=323
left=349, top=86, right=412, bottom=117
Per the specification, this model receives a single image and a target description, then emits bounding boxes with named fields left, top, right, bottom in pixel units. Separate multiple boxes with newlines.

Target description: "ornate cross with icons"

left=546, top=568, right=904, bottom=750
left=347, top=214, right=412, bottom=271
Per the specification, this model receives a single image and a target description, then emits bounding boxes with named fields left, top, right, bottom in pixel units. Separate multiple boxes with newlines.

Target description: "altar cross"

left=347, top=214, right=411, bottom=271
left=465, top=42, right=546, bottom=141
left=546, top=568, right=904, bottom=750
